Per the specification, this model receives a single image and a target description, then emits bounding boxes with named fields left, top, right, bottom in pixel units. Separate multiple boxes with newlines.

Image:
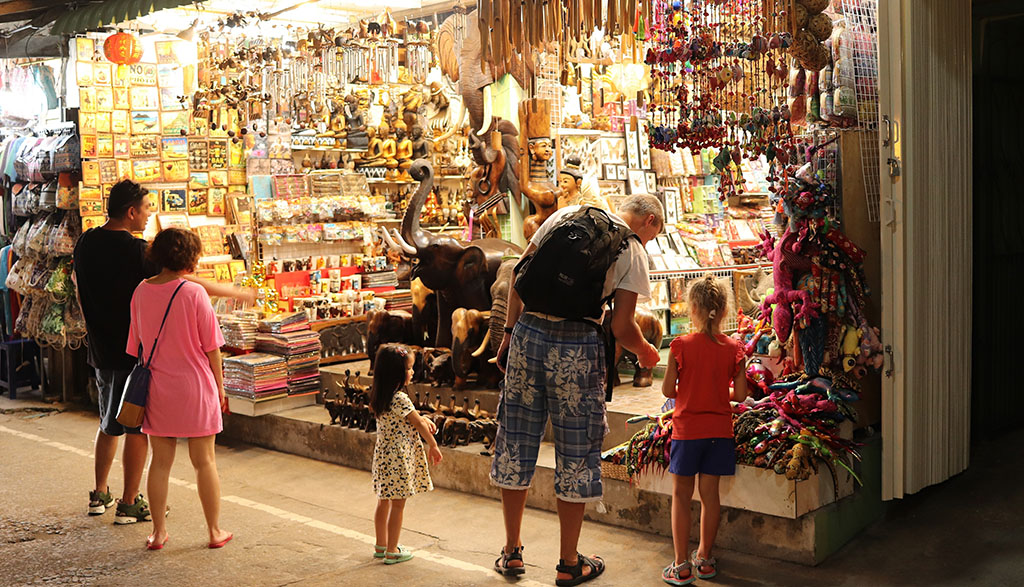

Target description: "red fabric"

left=670, top=333, right=745, bottom=440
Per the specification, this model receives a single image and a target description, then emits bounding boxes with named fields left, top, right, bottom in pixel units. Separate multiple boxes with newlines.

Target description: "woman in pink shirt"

left=127, top=228, right=232, bottom=551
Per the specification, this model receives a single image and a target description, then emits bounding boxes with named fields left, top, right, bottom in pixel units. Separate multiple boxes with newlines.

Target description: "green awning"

left=50, top=0, right=194, bottom=36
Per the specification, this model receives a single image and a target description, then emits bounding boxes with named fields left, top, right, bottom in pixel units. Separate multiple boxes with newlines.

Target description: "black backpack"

left=514, top=207, right=638, bottom=320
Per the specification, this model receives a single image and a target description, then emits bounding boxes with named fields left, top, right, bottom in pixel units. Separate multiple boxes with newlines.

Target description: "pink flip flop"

left=209, top=533, right=233, bottom=549
left=146, top=534, right=169, bottom=550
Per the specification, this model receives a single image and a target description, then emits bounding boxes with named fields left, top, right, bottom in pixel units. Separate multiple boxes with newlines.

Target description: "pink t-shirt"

left=127, top=279, right=225, bottom=438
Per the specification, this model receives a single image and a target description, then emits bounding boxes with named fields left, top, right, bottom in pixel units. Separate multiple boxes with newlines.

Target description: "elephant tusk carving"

left=471, top=327, right=491, bottom=358
left=477, top=83, right=493, bottom=136
left=391, top=229, right=417, bottom=256
left=379, top=226, right=402, bottom=253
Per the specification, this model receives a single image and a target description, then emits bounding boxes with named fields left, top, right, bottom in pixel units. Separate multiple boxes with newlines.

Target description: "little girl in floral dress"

left=369, top=344, right=443, bottom=564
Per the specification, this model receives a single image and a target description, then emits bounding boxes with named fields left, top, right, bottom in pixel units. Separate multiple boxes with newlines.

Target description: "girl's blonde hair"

left=687, top=274, right=731, bottom=343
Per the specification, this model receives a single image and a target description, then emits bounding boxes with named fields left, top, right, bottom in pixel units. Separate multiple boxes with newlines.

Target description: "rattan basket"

left=601, top=461, right=632, bottom=482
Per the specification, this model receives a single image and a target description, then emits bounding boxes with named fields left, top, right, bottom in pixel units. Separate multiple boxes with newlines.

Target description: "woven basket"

left=601, top=461, right=631, bottom=482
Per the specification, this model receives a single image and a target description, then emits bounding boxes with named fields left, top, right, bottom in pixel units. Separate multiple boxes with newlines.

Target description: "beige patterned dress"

left=372, top=391, right=434, bottom=500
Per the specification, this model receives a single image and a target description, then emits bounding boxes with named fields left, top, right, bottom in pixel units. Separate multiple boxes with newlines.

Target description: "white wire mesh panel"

left=535, top=50, right=561, bottom=128
left=650, top=265, right=772, bottom=333
left=837, top=0, right=882, bottom=222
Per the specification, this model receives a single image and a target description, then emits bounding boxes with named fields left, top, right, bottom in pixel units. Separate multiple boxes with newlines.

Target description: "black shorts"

left=95, top=369, right=142, bottom=436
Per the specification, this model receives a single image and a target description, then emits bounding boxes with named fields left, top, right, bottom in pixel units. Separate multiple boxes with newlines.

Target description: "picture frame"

left=188, top=140, right=209, bottom=169
left=616, top=164, right=627, bottom=180
left=98, top=160, right=118, bottom=184
left=209, top=170, right=228, bottom=188
left=207, top=187, right=226, bottom=215
left=645, top=171, right=657, bottom=193
left=663, top=187, right=681, bottom=226
left=93, top=63, right=111, bottom=86
left=626, top=126, right=641, bottom=169
left=188, top=189, right=208, bottom=215
left=160, top=87, right=185, bottom=111
left=79, top=112, right=96, bottom=134
left=75, top=62, right=93, bottom=86
left=130, top=111, right=160, bottom=134
left=189, top=171, right=210, bottom=189
left=213, top=263, right=232, bottom=282
left=130, top=86, right=160, bottom=110
left=113, top=87, right=130, bottom=109
left=116, top=159, right=131, bottom=180
left=80, top=135, right=97, bottom=158
left=95, top=112, right=111, bottom=134
left=191, top=116, right=209, bottom=137
left=160, top=111, right=190, bottom=136
left=208, top=140, right=228, bottom=169
left=75, top=38, right=94, bottom=61
left=603, top=164, right=618, bottom=181
left=161, top=189, right=187, bottom=212
left=82, top=161, right=101, bottom=185
left=127, top=63, right=157, bottom=86
left=79, top=88, right=95, bottom=112
left=600, top=136, right=627, bottom=165
left=155, top=41, right=182, bottom=65
left=160, top=137, right=188, bottom=160
left=158, top=213, right=189, bottom=230
left=94, top=88, right=113, bottom=111
left=228, top=260, right=246, bottom=279
left=131, top=160, right=162, bottom=183
left=162, top=160, right=189, bottom=182
left=110, top=110, right=129, bottom=134
left=79, top=198, right=104, bottom=216
left=82, top=215, right=105, bottom=231
left=95, top=135, right=113, bottom=158
left=657, top=234, right=675, bottom=255
left=627, top=169, right=647, bottom=195
left=227, top=194, right=252, bottom=225
left=638, top=123, right=652, bottom=169
left=130, top=136, right=159, bottom=158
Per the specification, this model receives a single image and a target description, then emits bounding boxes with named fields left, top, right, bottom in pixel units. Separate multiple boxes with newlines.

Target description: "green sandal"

left=690, top=550, right=718, bottom=580
left=374, top=545, right=387, bottom=559
left=384, top=546, right=414, bottom=565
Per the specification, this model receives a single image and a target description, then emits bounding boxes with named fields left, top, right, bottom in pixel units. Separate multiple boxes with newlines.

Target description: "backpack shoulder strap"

left=143, top=280, right=187, bottom=367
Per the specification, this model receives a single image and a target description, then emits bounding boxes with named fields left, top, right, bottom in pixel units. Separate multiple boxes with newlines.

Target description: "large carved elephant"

left=366, top=309, right=413, bottom=371
left=410, top=277, right=437, bottom=347
left=451, top=307, right=494, bottom=390
left=380, top=160, right=521, bottom=348
left=614, top=306, right=666, bottom=388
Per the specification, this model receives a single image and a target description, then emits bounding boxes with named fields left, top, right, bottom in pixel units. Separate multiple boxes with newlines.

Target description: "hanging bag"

left=116, top=281, right=186, bottom=428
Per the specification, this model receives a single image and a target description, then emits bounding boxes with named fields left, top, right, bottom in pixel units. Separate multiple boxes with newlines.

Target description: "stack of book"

left=257, top=311, right=310, bottom=334
left=362, top=270, right=399, bottom=289
left=223, top=353, right=288, bottom=400
left=255, top=329, right=322, bottom=396
left=375, top=289, right=412, bottom=312
left=219, top=314, right=258, bottom=351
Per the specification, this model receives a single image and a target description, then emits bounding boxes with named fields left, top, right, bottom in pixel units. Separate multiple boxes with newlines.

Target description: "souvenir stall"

left=0, top=57, right=85, bottom=400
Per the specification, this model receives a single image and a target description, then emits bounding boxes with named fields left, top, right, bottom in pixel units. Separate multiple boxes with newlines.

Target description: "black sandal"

left=494, top=545, right=526, bottom=576
left=555, top=553, right=605, bottom=586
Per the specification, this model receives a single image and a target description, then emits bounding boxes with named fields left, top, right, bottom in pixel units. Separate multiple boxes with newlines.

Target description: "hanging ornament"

left=104, top=31, right=143, bottom=79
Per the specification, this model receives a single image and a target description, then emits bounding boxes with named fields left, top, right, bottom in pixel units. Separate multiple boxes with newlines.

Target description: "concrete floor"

left=1, top=397, right=1022, bottom=586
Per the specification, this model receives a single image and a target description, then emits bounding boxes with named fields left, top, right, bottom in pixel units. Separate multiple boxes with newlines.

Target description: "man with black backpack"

left=490, top=194, right=664, bottom=585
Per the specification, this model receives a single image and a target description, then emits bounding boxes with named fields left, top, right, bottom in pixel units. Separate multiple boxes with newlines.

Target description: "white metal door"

left=880, top=0, right=973, bottom=500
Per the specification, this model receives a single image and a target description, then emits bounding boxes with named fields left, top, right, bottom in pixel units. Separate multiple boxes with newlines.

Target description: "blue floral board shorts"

left=489, top=313, right=609, bottom=503
left=668, top=438, right=737, bottom=477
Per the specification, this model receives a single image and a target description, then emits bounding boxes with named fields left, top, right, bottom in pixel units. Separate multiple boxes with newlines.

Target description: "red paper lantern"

left=103, top=32, right=142, bottom=65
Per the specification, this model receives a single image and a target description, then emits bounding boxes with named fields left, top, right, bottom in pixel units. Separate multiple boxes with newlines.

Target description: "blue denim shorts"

left=668, top=438, right=736, bottom=477
left=489, top=313, right=608, bottom=502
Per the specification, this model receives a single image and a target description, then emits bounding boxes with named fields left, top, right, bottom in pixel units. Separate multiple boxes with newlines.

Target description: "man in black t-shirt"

left=74, top=179, right=158, bottom=524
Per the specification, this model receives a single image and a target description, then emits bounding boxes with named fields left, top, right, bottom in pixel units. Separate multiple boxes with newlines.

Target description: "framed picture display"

left=127, top=63, right=157, bottom=86
left=161, top=189, right=187, bottom=212
left=626, top=126, right=641, bottom=169
left=189, top=171, right=210, bottom=189
left=130, top=86, right=160, bottom=110
left=95, top=88, right=113, bottom=111
left=75, top=38, right=94, bottom=60
left=130, top=136, right=159, bottom=158
left=208, top=140, right=228, bottom=169
left=638, top=123, right=652, bottom=169
left=113, top=87, right=129, bottom=109
left=98, top=160, right=118, bottom=184
left=82, top=215, right=105, bottom=231
left=76, top=62, right=93, bottom=86
left=663, top=187, right=681, bottom=226
left=209, top=170, right=228, bottom=188
left=158, top=213, right=189, bottom=230
left=627, top=169, right=647, bottom=195
left=207, top=187, right=227, bottom=216
left=160, top=87, right=184, bottom=111
left=616, top=164, right=627, bottom=181
left=82, top=161, right=100, bottom=185
left=160, top=111, right=190, bottom=136
left=93, top=63, right=111, bottom=86
left=188, top=189, right=208, bottom=215
left=80, top=135, right=97, bottom=158
left=657, top=234, right=674, bottom=255
left=111, top=110, right=129, bottom=134
left=131, top=160, right=162, bottom=183
left=188, top=140, right=209, bottom=168
left=95, top=112, right=111, bottom=133
left=228, top=140, right=246, bottom=169
left=95, top=135, right=113, bottom=158
left=113, top=136, right=130, bottom=158
left=79, top=88, right=95, bottom=112
left=116, top=159, right=131, bottom=180
left=645, top=171, right=657, bottom=193
left=191, top=116, right=209, bottom=137
left=131, top=111, right=160, bottom=134
left=163, top=160, right=189, bottom=182
left=603, top=164, right=619, bottom=180
left=79, top=113, right=96, bottom=134
left=600, top=136, right=627, bottom=165
left=160, top=137, right=188, bottom=160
